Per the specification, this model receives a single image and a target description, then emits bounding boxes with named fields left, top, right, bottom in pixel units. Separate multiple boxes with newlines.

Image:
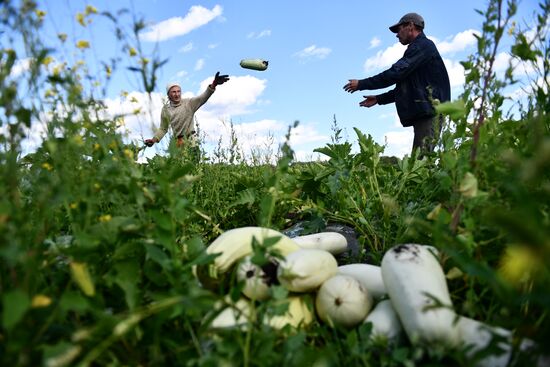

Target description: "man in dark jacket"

left=344, top=13, right=450, bottom=156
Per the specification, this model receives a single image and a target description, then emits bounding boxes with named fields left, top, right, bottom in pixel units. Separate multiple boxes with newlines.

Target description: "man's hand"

left=343, top=79, right=359, bottom=93
left=212, top=71, right=230, bottom=86
left=144, top=138, right=157, bottom=147
left=359, top=95, right=378, bottom=108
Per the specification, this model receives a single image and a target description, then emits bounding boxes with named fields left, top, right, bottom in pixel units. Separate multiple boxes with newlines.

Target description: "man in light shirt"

left=145, top=71, right=229, bottom=148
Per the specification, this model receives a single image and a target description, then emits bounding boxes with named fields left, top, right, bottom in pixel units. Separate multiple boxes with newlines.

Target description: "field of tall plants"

left=1, top=0, right=549, bottom=366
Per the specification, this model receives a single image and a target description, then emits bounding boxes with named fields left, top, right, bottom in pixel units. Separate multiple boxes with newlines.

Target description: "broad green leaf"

left=60, top=292, right=90, bottom=312
left=145, top=243, right=169, bottom=265
left=435, top=100, right=467, bottom=120
left=114, top=261, right=140, bottom=310
left=511, top=34, right=540, bottom=62
left=2, top=290, right=30, bottom=331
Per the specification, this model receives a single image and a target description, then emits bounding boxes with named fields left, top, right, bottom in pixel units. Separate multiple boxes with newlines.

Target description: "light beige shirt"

left=154, top=85, right=215, bottom=141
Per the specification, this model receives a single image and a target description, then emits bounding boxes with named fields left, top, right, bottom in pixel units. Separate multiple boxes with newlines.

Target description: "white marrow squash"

left=266, top=295, right=314, bottom=330
left=236, top=256, right=275, bottom=301
left=364, top=299, right=402, bottom=343
left=381, top=244, right=460, bottom=347
left=337, top=263, right=387, bottom=300
left=277, top=248, right=338, bottom=292
left=292, top=232, right=348, bottom=255
left=315, top=274, right=373, bottom=328
left=206, top=227, right=300, bottom=278
left=456, top=316, right=544, bottom=367
left=209, top=297, right=252, bottom=330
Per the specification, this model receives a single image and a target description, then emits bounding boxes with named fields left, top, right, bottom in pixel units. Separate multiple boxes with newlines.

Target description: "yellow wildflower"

left=76, top=40, right=90, bottom=49
left=42, top=162, right=53, bottom=171
left=85, top=5, right=98, bottom=15
left=44, top=89, right=57, bottom=98
left=508, top=21, right=516, bottom=36
left=71, top=135, right=84, bottom=146
left=41, top=56, right=54, bottom=67
left=76, top=12, right=86, bottom=26
left=99, top=214, right=112, bottom=223
left=35, top=9, right=47, bottom=20
left=31, top=295, right=52, bottom=308
left=129, top=47, right=137, bottom=57
left=499, top=245, right=543, bottom=287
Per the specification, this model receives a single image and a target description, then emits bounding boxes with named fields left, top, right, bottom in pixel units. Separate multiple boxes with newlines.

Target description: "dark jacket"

left=357, top=32, right=450, bottom=127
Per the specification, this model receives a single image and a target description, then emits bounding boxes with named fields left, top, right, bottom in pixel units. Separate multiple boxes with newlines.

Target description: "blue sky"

left=9, top=0, right=543, bottom=161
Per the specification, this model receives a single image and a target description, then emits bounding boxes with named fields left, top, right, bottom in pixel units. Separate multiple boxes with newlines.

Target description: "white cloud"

left=11, top=58, right=31, bottom=77
left=176, top=70, right=188, bottom=78
left=493, top=51, right=512, bottom=73
left=140, top=5, right=223, bottom=42
left=198, top=74, right=267, bottom=116
left=435, top=29, right=480, bottom=55
left=294, top=150, right=327, bottom=162
left=294, top=45, right=332, bottom=60
left=102, top=91, right=165, bottom=141
left=247, top=30, right=272, bottom=39
left=391, top=112, right=402, bottom=128
left=369, top=37, right=381, bottom=49
left=288, top=123, right=329, bottom=146
left=194, top=58, right=205, bottom=71
left=208, top=43, right=219, bottom=49
left=444, top=58, right=466, bottom=89
left=178, top=42, right=193, bottom=53
left=196, top=118, right=327, bottom=163
left=363, top=43, right=405, bottom=73
left=383, top=130, right=413, bottom=158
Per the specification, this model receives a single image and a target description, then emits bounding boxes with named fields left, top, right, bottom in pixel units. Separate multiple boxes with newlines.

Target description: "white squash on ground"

left=337, top=263, right=387, bottom=300
left=315, top=274, right=373, bottom=328
left=236, top=256, right=276, bottom=301
left=209, top=297, right=252, bottom=330
left=206, top=227, right=300, bottom=277
left=266, top=295, right=315, bottom=330
left=381, top=244, right=460, bottom=347
left=277, top=248, right=338, bottom=292
left=363, top=299, right=402, bottom=343
left=292, top=232, right=348, bottom=255
left=456, top=316, right=545, bottom=367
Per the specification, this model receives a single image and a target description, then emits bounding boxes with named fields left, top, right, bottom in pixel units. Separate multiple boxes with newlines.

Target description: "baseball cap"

left=389, top=13, right=425, bottom=33
left=166, top=82, right=181, bottom=94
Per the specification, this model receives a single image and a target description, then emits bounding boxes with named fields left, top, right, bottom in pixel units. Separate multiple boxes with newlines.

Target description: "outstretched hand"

left=212, top=71, right=230, bottom=86
left=360, top=95, right=378, bottom=108
left=343, top=79, right=359, bottom=93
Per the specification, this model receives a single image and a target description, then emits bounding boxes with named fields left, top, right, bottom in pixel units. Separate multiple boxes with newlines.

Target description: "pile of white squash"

left=198, top=227, right=543, bottom=367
